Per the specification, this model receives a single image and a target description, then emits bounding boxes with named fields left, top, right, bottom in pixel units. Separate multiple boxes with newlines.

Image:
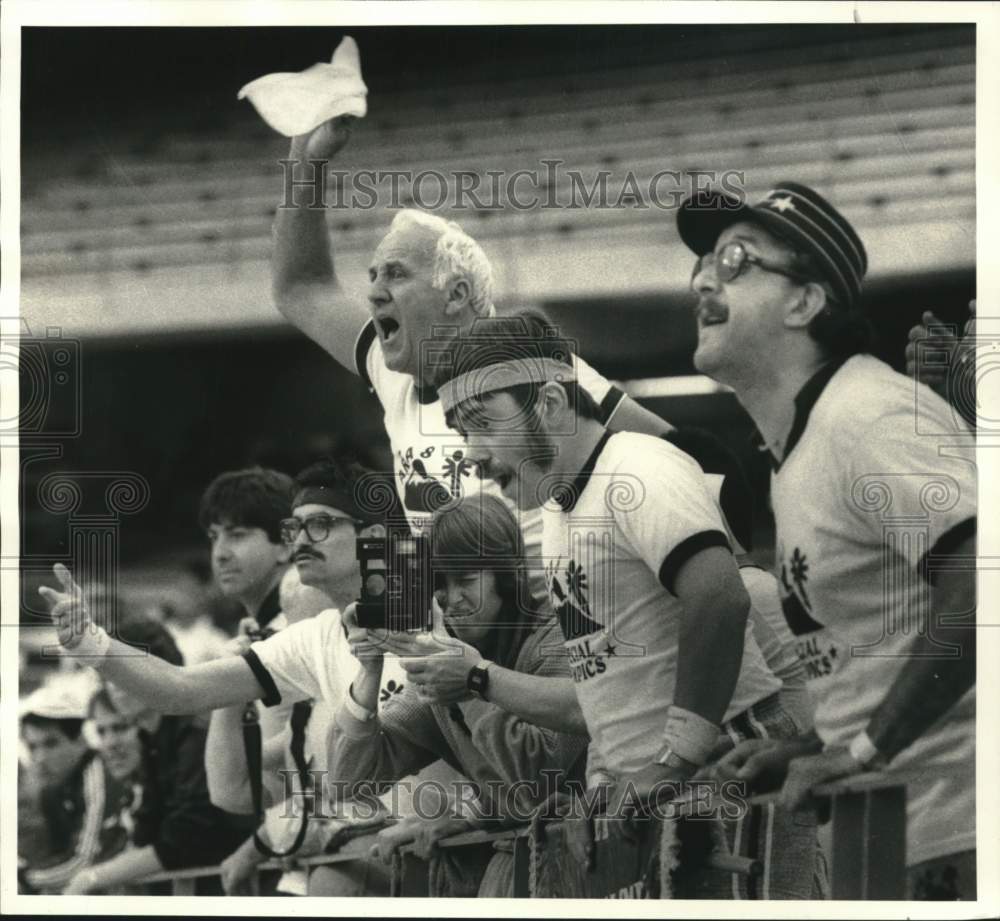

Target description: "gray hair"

left=388, top=209, right=495, bottom=317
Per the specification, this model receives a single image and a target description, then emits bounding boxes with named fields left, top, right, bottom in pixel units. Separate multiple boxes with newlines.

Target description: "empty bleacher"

left=20, top=25, right=975, bottom=335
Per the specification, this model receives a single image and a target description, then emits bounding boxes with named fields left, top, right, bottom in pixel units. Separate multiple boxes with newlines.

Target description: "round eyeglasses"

left=280, top=513, right=359, bottom=544
left=690, top=241, right=813, bottom=290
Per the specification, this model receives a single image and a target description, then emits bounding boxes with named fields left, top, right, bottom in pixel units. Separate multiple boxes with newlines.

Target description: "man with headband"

left=433, top=310, right=814, bottom=899
left=679, top=181, right=976, bottom=898
left=271, top=118, right=670, bottom=589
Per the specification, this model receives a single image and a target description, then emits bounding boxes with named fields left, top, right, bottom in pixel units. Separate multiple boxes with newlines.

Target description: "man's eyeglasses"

left=280, top=513, right=359, bottom=544
left=691, top=241, right=813, bottom=289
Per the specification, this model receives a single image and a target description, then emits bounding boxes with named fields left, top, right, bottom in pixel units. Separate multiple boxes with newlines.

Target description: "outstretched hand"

left=904, top=301, right=977, bottom=398
left=38, top=563, right=90, bottom=649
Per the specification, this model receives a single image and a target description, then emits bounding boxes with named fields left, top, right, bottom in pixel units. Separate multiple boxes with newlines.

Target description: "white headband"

left=437, top=358, right=577, bottom=414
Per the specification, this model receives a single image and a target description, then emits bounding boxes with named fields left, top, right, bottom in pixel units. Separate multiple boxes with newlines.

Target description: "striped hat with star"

left=677, top=181, right=868, bottom=309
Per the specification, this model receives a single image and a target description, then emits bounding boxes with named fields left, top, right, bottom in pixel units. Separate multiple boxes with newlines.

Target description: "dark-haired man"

left=679, top=182, right=977, bottom=898
left=434, top=312, right=810, bottom=898
left=198, top=466, right=297, bottom=630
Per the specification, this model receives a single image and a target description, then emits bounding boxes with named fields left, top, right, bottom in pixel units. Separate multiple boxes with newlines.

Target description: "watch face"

left=467, top=662, right=490, bottom=695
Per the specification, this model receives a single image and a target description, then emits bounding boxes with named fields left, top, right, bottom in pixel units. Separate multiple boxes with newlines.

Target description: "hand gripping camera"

left=355, top=524, right=433, bottom=632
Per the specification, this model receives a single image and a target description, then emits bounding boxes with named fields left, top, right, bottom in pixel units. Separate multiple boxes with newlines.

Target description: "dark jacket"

left=134, top=715, right=255, bottom=870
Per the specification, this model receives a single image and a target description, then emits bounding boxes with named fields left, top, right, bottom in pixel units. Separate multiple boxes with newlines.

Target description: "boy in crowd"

left=59, top=617, right=255, bottom=895
left=18, top=677, right=128, bottom=893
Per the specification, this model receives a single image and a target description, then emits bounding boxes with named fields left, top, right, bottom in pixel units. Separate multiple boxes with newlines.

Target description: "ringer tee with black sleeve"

left=770, top=353, right=976, bottom=866
left=542, top=431, right=781, bottom=777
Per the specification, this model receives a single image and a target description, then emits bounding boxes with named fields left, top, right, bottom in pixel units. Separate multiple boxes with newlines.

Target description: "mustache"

left=293, top=548, right=325, bottom=561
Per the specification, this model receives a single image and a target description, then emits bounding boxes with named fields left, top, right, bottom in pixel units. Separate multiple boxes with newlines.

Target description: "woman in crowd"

left=323, top=492, right=589, bottom=897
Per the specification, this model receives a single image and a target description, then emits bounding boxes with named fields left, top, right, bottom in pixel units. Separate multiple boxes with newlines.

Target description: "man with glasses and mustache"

left=40, top=460, right=415, bottom=897
left=678, top=182, right=977, bottom=899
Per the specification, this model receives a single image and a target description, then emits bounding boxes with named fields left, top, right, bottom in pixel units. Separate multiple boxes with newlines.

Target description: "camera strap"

left=242, top=700, right=314, bottom=858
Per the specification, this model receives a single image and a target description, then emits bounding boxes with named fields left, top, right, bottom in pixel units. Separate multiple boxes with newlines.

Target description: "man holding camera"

left=678, top=181, right=977, bottom=898
left=204, top=459, right=396, bottom=894
left=39, top=462, right=405, bottom=891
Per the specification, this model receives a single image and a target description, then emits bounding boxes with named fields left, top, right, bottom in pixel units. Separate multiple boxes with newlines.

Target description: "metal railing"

left=137, top=769, right=912, bottom=899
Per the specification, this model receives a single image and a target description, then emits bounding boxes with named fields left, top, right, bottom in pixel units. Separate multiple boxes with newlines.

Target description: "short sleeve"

left=846, top=407, right=977, bottom=572
left=353, top=319, right=378, bottom=390
left=572, top=353, right=626, bottom=425
left=245, top=614, right=335, bottom=707
left=611, top=438, right=731, bottom=593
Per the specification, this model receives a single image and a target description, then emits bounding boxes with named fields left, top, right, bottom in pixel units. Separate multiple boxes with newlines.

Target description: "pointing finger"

left=38, top=585, right=67, bottom=607
left=53, top=563, right=81, bottom=598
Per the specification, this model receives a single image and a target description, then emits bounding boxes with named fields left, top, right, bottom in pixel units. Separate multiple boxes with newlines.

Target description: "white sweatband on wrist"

left=74, top=626, right=111, bottom=659
left=661, top=706, right=719, bottom=767
left=848, top=730, right=882, bottom=768
left=343, top=685, right=376, bottom=722
left=587, top=768, right=616, bottom=790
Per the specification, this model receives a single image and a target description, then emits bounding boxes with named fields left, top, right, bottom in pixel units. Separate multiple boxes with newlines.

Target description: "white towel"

left=238, top=36, right=367, bottom=137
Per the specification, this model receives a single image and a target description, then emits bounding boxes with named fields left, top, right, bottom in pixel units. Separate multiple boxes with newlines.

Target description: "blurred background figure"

left=18, top=673, right=129, bottom=894
left=905, top=299, right=977, bottom=428
left=58, top=615, right=256, bottom=895
left=147, top=596, right=231, bottom=666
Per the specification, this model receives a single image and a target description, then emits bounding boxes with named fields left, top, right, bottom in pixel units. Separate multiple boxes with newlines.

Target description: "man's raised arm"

left=272, top=116, right=369, bottom=371
left=39, top=565, right=263, bottom=714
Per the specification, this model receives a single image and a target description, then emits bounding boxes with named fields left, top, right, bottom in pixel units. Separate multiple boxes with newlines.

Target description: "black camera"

left=356, top=527, right=433, bottom=632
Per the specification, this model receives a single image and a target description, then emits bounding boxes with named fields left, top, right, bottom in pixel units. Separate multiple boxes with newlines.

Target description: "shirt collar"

left=416, top=382, right=438, bottom=405
left=553, top=430, right=613, bottom=512
left=766, top=355, right=850, bottom=472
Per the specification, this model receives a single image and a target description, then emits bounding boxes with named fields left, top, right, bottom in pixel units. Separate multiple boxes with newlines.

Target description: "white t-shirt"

left=770, top=354, right=976, bottom=865
left=542, top=431, right=781, bottom=776
left=740, top=564, right=813, bottom=733
left=355, top=321, right=626, bottom=604
left=244, top=609, right=417, bottom=815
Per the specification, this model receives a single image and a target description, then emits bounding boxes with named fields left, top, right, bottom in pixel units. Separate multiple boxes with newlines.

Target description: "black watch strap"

left=467, top=660, right=492, bottom=698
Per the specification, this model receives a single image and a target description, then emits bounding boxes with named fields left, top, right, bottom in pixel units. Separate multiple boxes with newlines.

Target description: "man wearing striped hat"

left=678, top=182, right=977, bottom=899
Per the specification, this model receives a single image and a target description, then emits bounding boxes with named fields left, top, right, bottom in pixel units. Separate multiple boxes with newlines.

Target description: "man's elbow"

left=706, top=580, right=751, bottom=632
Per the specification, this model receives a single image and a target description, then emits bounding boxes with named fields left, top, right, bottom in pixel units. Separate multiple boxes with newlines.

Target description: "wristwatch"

left=467, top=660, right=493, bottom=699
left=655, top=746, right=698, bottom=772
